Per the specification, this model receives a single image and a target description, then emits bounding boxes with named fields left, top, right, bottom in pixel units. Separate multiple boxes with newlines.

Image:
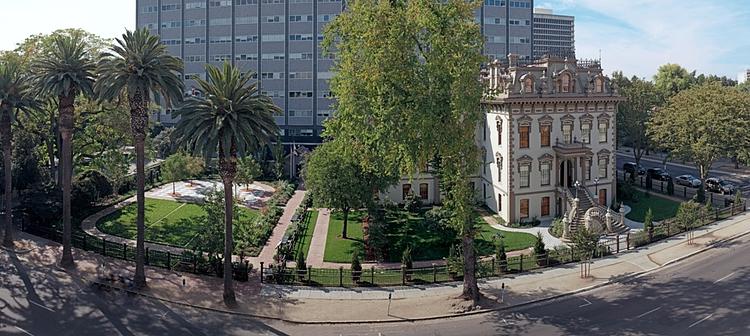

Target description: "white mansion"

left=383, top=54, right=630, bottom=238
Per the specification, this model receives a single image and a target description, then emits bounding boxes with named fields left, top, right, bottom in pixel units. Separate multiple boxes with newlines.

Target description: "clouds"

left=541, top=0, right=750, bottom=78
left=0, top=0, right=135, bottom=51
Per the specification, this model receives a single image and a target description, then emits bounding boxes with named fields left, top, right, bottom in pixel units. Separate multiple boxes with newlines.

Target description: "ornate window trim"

left=495, top=115, right=503, bottom=145
left=520, top=73, right=535, bottom=94
left=495, top=152, right=503, bottom=182
left=517, top=155, right=533, bottom=188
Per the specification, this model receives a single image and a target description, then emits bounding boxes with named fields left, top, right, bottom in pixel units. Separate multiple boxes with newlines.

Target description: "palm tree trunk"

left=1, top=112, right=13, bottom=248
left=130, top=91, right=149, bottom=289
left=218, top=144, right=237, bottom=306
left=59, top=95, right=75, bottom=267
left=133, top=133, right=147, bottom=288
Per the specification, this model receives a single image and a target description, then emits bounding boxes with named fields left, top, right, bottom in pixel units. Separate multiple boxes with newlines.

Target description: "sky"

left=1, top=0, right=748, bottom=79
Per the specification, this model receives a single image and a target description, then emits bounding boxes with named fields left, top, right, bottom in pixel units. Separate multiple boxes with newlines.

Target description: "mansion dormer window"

left=561, top=73, right=571, bottom=93
left=523, top=76, right=534, bottom=94
left=595, top=78, right=604, bottom=93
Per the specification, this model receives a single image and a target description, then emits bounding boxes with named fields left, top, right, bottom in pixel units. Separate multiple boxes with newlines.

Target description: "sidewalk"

left=5, top=210, right=750, bottom=323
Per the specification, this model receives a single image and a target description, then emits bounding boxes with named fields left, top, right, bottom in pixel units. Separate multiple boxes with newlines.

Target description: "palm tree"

left=95, top=28, right=184, bottom=288
left=174, top=63, right=280, bottom=305
left=0, top=56, right=39, bottom=247
left=35, top=32, right=96, bottom=267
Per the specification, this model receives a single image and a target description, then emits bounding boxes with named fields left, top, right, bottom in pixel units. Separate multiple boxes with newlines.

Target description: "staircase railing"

left=579, top=186, right=622, bottom=230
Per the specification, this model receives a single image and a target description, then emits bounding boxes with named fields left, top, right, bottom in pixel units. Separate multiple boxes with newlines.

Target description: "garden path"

left=305, top=208, right=331, bottom=266
left=482, top=215, right=567, bottom=249
left=256, top=190, right=307, bottom=265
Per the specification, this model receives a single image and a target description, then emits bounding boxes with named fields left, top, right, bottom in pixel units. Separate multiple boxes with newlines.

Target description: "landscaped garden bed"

left=322, top=207, right=536, bottom=263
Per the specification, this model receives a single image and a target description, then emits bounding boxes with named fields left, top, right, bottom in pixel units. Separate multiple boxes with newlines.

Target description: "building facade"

left=135, top=0, right=535, bottom=144
left=532, top=8, right=574, bottom=60
left=738, top=69, right=750, bottom=84
left=479, top=55, right=626, bottom=236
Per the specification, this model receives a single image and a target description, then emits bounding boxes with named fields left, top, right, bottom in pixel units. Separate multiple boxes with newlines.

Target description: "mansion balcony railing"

left=553, top=138, right=592, bottom=156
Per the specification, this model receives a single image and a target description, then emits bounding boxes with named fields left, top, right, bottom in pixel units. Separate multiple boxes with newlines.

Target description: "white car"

left=674, top=174, right=701, bottom=188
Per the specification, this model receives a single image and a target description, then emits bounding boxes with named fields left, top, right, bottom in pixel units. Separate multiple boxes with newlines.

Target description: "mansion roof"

left=481, top=54, right=625, bottom=105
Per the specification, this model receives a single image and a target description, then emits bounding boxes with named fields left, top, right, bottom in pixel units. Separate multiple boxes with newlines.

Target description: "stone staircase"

left=564, top=186, right=630, bottom=240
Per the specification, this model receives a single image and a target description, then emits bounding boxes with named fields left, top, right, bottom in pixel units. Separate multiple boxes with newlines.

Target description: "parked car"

left=705, top=177, right=736, bottom=194
left=623, top=162, right=646, bottom=176
left=647, top=168, right=671, bottom=181
left=674, top=174, right=701, bottom=188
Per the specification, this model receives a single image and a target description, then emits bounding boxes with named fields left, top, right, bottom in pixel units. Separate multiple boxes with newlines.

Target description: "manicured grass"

left=322, top=209, right=536, bottom=263
left=624, top=190, right=680, bottom=222
left=323, top=211, right=366, bottom=263
left=295, top=210, right=319, bottom=259
left=98, top=198, right=258, bottom=248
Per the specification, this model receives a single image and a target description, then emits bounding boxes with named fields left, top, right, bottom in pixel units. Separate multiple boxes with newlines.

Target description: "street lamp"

left=574, top=180, right=581, bottom=198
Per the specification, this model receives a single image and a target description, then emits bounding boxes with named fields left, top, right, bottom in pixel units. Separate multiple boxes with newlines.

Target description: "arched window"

left=524, top=77, right=534, bottom=93
left=561, top=74, right=571, bottom=93
left=595, top=78, right=604, bottom=93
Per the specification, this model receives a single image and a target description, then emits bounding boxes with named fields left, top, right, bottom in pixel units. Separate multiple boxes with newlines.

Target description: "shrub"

left=296, top=253, right=307, bottom=280
left=667, top=178, right=675, bottom=196
left=644, top=208, right=654, bottom=241
left=549, top=217, right=564, bottom=238
left=632, top=231, right=650, bottom=248
left=495, top=239, right=507, bottom=272
left=351, top=253, right=363, bottom=283
left=534, top=232, right=546, bottom=266
left=447, top=244, right=463, bottom=278
left=403, top=193, right=422, bottom=213
left=401, top=246, right=413, bottom=269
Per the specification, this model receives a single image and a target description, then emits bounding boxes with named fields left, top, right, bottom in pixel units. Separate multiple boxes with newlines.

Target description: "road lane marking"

left=713, top=272, right=735, bottom=284
left=636, top=306, right=662, bottom=319
left=688, top=314, right=714, bottom=329
left=578, top=298, right=592, bottom=307
left=28, top=300, right=54, bottom=313
left=15, top=326, right=34, bottom=335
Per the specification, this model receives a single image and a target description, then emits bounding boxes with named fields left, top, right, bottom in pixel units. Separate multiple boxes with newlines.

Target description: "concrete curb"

left=88, top=225, right=750, bottom=325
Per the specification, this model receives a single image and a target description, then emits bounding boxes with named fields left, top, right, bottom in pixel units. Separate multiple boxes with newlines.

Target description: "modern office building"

left=738, top=69, right=750, bottom=84
left=532, top=8, right=575, bottom=60
left=135, top=0, right=535, bottom=144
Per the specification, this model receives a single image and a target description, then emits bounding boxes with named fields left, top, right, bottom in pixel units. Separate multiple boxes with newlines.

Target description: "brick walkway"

left=256, top=190, right=306, bottom=265
left=305, top=208, right=330, bottom=266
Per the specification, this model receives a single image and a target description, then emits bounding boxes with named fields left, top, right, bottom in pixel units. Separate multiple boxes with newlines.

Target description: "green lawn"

left=295, top=210, right=319, bottom=259
left=323, top=211, right=366, bottom=263
left=623, top=190, right=680, bottom=222
left=98, top=198, right=258, bottom=248
left=322, top=209, right=536, bottom=263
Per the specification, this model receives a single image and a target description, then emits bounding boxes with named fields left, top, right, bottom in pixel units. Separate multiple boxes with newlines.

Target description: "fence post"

left=102, top=238, right=106, bottom=256
left=519, top=255, right=524, bottom=273
left=433, top=264, right=437, bottom=283
left=545, top=252, right=550, bottom=267
left=715, top=208, right=719, bottom=220
left=260, top=262, right=264, bottom=283
left=626, top=232, right=630, bottom=250
left=401, top=265, right=406, bottom=286
left=616, top=234, right=620, bottom=253
left=307, top=266, right=312, bottom=284
left=684, top=187, right=687, bottom=198
left=491, top=257, right=496, bottom=276
left=339, top=266, right=344, bottom=287
left=167, top=251, right=172, bottom=270
left=122, top=243, right=127, bottom=260
left=371, top=266, right=375, bottom=285
left=145, top=247, right=150, bottom=266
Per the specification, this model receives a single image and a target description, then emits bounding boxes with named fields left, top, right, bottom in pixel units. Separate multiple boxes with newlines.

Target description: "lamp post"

left=594, top=178, right=600, bottom=203
left=574, top=180, right=581, bottom=198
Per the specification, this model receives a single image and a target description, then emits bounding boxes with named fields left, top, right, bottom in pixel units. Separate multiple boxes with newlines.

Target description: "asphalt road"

left=615, top=153, right=750, bottom=193
left=4, top=233, right=750, bottom=335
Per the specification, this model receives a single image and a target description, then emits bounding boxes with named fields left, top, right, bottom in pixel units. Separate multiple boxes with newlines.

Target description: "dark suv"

left=705, top=178, right=736, bottom=195
left=647, top=168, right=671, bottom=181
left=623, top=162, right=646, bottom=175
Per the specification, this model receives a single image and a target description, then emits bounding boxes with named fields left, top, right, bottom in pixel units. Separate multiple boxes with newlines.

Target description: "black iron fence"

left=18, top=217, right=252, bottom=282
left=262, top=201, right=747, bottom=288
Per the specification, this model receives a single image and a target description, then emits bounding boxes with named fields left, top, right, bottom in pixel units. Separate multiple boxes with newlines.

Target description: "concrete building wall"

left=532, top=8, right=575, bottom=60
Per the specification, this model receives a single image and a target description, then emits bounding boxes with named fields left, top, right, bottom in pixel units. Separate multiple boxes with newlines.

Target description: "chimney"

left=508, top=53, right=519, bottom=68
